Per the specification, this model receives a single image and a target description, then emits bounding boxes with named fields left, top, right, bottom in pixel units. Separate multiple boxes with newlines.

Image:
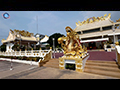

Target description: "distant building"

left=1, top=30, right=38, bottom=52
left=34, top=33, right=49, bottom=48
left=74, top=13, right=120, bottom=50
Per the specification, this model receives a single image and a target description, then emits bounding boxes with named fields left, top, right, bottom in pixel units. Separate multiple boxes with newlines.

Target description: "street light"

left=113, top=25, right=116, bottom=46
left=52, top=38, right=55, bottom=58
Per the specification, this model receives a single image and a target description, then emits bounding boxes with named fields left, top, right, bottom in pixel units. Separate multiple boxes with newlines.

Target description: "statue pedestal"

left=59, top=53, right=89, bottom=72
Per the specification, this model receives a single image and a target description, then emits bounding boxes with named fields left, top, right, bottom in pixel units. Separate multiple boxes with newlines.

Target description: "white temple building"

left=74, top=13, right=120, bottom=50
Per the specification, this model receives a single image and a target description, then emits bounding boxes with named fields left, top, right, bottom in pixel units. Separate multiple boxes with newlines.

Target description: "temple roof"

left=1, top=30, right=37, bottom=44
left=75, top=18, right=114, bottom=32
left=74, top=13, right=116, bottom=32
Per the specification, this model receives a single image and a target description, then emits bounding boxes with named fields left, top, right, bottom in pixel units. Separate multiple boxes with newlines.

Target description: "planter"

left=107, top=48, right=111, bottom=52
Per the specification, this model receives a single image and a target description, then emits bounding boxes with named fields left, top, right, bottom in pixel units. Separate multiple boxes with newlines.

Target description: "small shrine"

left=1, top=29, right=38, bottom=52
left=58, top=26, right=89, bottom=72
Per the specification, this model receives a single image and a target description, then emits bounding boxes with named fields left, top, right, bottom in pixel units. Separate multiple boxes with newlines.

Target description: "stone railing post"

left=31, top=48, right=33, bottom=56
left=15, top=50, right=16, bottom=56
left=39, top=48, right=41, bottom=57
left=20, top=49, right=21, bottom=56
left=50, top=47, right=52, bottom=59
left=25, top=49, right=27, bottom=56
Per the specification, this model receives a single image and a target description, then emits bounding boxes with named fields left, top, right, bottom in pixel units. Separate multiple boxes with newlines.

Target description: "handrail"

left=115, top=44, right=120, bottom=66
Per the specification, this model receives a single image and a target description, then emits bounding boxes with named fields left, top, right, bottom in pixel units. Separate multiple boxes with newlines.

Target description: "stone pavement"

left=0, top=60, right=38, bottom=79
left=2, top=66, right=117, bottom=79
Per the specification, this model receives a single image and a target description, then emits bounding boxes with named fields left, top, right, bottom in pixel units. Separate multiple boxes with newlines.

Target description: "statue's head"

left=65, top=26, right=74, bottom=38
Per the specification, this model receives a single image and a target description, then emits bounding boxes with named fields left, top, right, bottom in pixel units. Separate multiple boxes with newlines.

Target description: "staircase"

left=43, top=58, right=59, bottom=69
left=84, top=60, right=120, bottom=78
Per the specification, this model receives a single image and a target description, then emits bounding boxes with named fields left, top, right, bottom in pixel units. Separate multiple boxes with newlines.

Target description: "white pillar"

left=6, top=43, right=14, bottom=52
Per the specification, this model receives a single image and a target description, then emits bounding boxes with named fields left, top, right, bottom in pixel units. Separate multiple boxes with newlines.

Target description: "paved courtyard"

left=0, top=60, right=38, bottom=79
left=0, top=51, right=117, bottom=79
left=1, top=65, right=115, bottom=79
left=0, top=60, right=117, bottom=79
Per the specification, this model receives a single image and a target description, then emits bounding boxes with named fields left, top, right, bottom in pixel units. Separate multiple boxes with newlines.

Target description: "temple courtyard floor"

left=0, top=50, right=119, bottom=79
left=0, top=61, right=116, bottom=79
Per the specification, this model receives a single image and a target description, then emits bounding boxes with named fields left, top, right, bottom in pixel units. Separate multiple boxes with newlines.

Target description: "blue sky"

left=0, top=11, right=120, bottom=45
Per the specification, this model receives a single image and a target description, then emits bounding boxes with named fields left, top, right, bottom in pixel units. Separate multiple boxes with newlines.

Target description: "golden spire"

left=104, top=14, right=107, bottom=17
left=89, top=19, right=93, bottom=23
left=116, top=18, right=120, bottom=22
left=76, top=22, right=79, bottom=26
left=107, top=13, right=111, bottom=19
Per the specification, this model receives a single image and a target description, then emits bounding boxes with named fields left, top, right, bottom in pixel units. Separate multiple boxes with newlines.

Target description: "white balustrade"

left=0, top=48, right=52, bottom=61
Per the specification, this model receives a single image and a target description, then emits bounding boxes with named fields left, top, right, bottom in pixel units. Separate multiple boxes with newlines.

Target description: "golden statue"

left=58, top=26, right=87, bottom=57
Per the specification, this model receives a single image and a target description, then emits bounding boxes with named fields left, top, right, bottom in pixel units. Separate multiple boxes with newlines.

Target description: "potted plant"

left=106, top=44, right=111, bottom=52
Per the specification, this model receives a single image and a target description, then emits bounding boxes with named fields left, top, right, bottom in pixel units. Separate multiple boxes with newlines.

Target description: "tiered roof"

left=74, top=13, right=117, bottom=32
left=1, top=29, right=37, bottom=44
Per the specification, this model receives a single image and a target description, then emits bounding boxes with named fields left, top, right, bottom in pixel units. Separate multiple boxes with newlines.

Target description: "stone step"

left=43, top=64, right=59, bottom=68
left=46, top=59, right=59, bottom=62
left=87, top=60, right=116, bottom=64
left=43, top=58, right=59, bottom=69
left=84, top=68, right=120, bottom=78
left=85, top=61, right=118, bottom=68
left=84, top=60, right=120, bottom=78
left=44, top=62, right=59, bottom=66
left=85, top=65, right=120, bottom=73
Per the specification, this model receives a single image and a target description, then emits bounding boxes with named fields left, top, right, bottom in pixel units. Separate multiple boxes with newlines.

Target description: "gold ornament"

left=58, top=26, right=87, bottom=57
left=76, top=22, right=79, bottom=26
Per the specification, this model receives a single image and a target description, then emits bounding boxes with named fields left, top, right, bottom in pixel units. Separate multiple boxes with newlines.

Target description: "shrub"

left=22, top=56, right=27, bottom=60
left=18, top=56, right=23, bottom=60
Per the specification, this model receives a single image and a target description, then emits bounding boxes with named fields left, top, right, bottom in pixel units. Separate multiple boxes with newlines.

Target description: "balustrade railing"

left=0, top=48, right=52, bottom=60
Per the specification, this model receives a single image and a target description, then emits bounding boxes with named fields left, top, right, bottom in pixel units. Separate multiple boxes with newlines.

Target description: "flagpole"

left=37, top=16, right=38, bottom=33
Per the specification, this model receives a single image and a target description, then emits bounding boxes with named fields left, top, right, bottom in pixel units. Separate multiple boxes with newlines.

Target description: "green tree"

left=0, top=44, right=6, bottom=52
left=47, top=33, right=65, bottom=49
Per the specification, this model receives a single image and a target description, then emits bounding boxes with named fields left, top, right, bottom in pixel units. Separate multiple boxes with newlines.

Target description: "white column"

left=100, top=27, right=102, bottom=31
left=6, top=43, right=14, bottom=52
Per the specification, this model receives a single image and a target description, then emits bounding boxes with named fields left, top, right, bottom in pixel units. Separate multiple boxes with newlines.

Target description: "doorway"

left=65, top=63, right=76, bottom=70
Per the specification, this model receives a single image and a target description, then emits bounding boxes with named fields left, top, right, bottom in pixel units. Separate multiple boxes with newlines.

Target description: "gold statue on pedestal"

left=58, top=26, right=89, bottom=72
left=58, top=26, right=87, bottom=58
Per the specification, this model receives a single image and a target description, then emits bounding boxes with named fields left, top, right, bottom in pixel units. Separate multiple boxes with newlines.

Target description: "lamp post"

left=53, top=38, right=55, bottom=58
left=113, top=25, right=116, bottom=46
left=20, top=34, right=21, bottom=50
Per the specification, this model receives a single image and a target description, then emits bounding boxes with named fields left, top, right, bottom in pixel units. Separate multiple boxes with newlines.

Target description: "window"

left=83, top=28, right=100, bottom=34
left=77, top=31, right=81, bottom=34
left=102, top=26, right=112, bottom=31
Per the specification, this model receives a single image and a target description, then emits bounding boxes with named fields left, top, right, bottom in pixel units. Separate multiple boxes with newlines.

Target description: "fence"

left=0, top=48, right=52, bottom=63
left=115, top=43, right=120, bottom=66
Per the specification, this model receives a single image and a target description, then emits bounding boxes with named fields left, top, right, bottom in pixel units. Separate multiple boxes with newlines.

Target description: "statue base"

left=59, top=53, right=89, bottom=72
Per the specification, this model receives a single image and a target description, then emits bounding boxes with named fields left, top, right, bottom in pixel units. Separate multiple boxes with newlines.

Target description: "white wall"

left=6, top=43, right=14, bottom=52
